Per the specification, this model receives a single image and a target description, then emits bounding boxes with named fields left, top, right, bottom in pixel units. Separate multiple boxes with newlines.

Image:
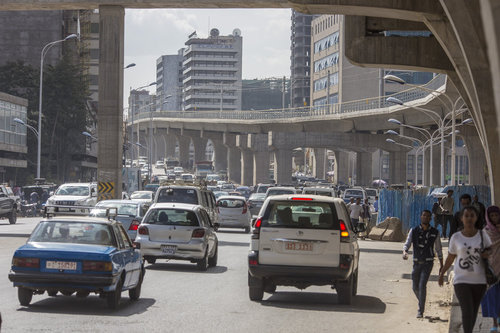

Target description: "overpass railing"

left=133, top=74, right=446, bottom=121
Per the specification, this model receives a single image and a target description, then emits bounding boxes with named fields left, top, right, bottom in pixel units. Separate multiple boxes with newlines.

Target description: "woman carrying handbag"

left=439, top=206, right=492, bottom=333
left=481, top=205, right=500, bottom=332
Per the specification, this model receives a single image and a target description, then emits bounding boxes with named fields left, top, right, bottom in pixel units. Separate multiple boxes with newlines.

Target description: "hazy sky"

left=123, top=8, right=292, bottom=107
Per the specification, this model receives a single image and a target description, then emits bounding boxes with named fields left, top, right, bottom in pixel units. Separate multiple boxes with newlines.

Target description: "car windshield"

left=262, top=201, right=339, bottom=230
left=344, top=189, right=364, bottom=197
left=217, top=198, right=245, bottom=208
left=144, top=208, right=199, bottom=226
left=91, top=202, right=138, bottom=217
left=366, top=189, right=377, bottom=197
left=267, top=189, right=295, bottom=196
left=55, top=185, right=90, bottom=196
left=130, top=192, right=152, bottom=199
left=257, top=186, right=270, bottom=193
left=214, top=191, right=229, bottom=199
left=249, top=194, right=266, bottom=201
left=29, top=221, right=115, bottom=246
left=156, top=188, right=198, bottom=204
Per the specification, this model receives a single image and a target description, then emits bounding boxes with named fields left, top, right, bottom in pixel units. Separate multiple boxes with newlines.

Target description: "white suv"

left=248, top=195, right=360, bottom=304
left=46, top=183, right=98, bottom=213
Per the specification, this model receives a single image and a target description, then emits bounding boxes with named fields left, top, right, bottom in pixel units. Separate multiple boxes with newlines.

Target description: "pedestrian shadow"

left=17, top=296, right=155, bottom=316
left=146, top=263, right=228, bottom=274
left=260, top=292, right=386, bottom=313
left=401, top=273, right=440, bottom=282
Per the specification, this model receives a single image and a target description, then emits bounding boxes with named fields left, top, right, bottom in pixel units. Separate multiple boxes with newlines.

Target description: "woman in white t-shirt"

left=439, top=206, right=492, bottom=333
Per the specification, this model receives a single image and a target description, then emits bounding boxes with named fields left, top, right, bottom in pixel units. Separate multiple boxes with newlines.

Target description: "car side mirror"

left=213, top=222, right=220, bottom=231
left=251, top=216, right=258, bottom=227
left=91, top=190, right=97, bottom=197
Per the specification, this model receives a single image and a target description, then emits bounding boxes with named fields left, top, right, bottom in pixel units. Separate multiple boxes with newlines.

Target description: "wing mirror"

left=251, top=216, right=258, bottom=227
left=213, top=222, right=220, bottom=231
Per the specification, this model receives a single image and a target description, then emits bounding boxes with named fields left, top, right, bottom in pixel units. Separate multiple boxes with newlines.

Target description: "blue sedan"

left=8, top=216, right=144, bottom=309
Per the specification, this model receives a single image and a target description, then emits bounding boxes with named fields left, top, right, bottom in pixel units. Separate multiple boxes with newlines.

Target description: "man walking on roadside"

left=403, top=210, right=444, bottom=318
left=432, top=197, right=444, bottom=237
left=440, top=190, right=455, bottom=238
left=350, top=197, right=363, bottom=228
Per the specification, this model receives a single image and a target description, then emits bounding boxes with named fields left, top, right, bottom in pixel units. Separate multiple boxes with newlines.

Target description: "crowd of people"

left=403, top=189, right=499, bottom=333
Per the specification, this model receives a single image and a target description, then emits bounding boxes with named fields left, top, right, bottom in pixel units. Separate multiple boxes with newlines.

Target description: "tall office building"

left=290, top=10, right=315, bottom=108
left=156, top=49, right=184, bottom=111
left=182, top=29, right=243, bottom=111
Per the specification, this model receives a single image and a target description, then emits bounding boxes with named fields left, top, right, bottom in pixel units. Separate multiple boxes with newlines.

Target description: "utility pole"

left=282, top=76, right=286, bottom=111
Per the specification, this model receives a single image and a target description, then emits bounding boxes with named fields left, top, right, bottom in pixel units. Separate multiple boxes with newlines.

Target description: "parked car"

left=89, top=200, right=148, bottom=240
left=45, top=183, right=98, bottom=214
left=247, top=193, right=266, bottom=217
left=265, top=186, right=297, bottom=198
left=248, top=195, right=360, bottom=304
left=154, top=185, right=217, bottom=224
left=302, top=187, right=337, bottom=197
left=342, top=187, right=367, bottom=203
left=0, top=185, right=18, bottom=224
left=216, top=196, right=251, bottom=233
left=130, top=191, right=154, bottom=205
left=135, top=203, right=219, bottom=270
left=8, top=212, right=144, bottom=309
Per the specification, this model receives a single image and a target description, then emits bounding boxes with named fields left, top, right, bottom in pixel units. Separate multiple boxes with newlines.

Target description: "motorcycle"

left=20, top=200, right=38, bottom=217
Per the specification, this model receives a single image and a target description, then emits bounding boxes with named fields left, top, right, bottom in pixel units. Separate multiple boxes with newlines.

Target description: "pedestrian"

left=347, top=197, right=355, bottom=212
left=441, top=189, right=455, bottom=238
left=439, top=206, right=492, bottom=333
left=480, top=205, right=500, bottom=332
left=403, top=210, right=443, bottom=318
left=41, top=190, right=49, bottom=205
left=472, top=195, right=486, bottom=228
left=453, top=194, right=472, bottom=235
left=349, top=197, right=363, bottom=228
left=432, top=197, right=444, bottom=237
left=360, top=198, right=371, bottom=238
left=373, top=195, right=379, bottom=213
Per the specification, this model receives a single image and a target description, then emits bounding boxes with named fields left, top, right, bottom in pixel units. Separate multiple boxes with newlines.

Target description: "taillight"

left=192, top=228, right=205, bottom=238
left=129, top=219, right=140, bottom=231
left=12, top=257, right=40, bottom=268
left=251, top=218, right=262, bottom=239
left=242, top=203, right=247, bottom=214
left=291, top=197, right=313, bottom=201
left=83, top=260, right=112, bottom=272
left=138, top=226, right=149, bottom=235
left=339, top=220, right=349, bottom=241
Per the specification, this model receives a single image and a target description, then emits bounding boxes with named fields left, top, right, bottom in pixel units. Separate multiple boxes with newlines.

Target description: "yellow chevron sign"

left=98, top=182, right=115, bottom=201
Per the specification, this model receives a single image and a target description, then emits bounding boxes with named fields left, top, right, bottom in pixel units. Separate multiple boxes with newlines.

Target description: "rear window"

left=344, top=189, right=363, bottom=197
left=267, top=189, right=295, bottom=196
left=91, top=202, right=138, bottom=217
left=29, top=222, right=115, bottom=246
left=262, top=201, right=339, bottom=230
left=144, top=208, right=199, bottom=226
left=217, top=199, right=245, bottom=208
left=156, top=188, right=198, bottom=204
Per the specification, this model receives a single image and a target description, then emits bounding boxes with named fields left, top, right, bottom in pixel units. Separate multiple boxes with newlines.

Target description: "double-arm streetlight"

left=36, top=34, right=78, bottom=179
left=385, top=75, right=468, bottom=185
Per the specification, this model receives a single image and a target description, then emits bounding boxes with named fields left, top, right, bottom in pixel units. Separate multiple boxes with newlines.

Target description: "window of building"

left=90, top=23, right=99, bottom=34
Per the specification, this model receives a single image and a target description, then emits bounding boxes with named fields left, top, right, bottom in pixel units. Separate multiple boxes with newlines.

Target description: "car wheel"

left=264, top=281, right=276, bottom=294
left=106, top=277, right=123, bottom=309
left=9, top=209, right=17, bottom=224
left=248, top=273, right=264, bottom=301
left=129, top=269, right=144, bottom=301
left=208, top=243, right=218, bottom=268
left=197, top=248, right=209, bottom=271
left=336, top=277, right=354, bottom=305
left=244, top=226, right=250, bottom=233
left=146, top=257, right=156, bottom=265
left=352, top=271, right=358, bottom=296
left=47, top=291, right=58, bottom=297
left=61, top=291, right=74, bottom=296
left=18, top=287, right=33, bottom=306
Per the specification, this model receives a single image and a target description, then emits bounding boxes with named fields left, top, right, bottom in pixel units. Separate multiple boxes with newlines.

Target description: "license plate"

left=161, top=245, right=177, bottom=255
left=46, top=261, right=77, bottom=270
left=285, top=242, right=313, bottom=251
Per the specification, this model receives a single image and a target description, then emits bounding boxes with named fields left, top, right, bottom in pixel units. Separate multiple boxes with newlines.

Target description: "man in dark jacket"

left=403, top=210, right=443, bottom=318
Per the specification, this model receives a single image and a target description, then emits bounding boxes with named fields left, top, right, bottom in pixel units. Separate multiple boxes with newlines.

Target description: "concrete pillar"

left=356, top=152, right=373, bottom=186
left=389, top=151, right=407, bottom=185
left=274, top=149, right=292, bottom=185
left=177, top=135, right=190, bottom=169
left=464, top=135, right=488, bottom=185
left=223, top=133, right=241, bottom=183
left=165, top=134, right=177, bottom=159
left=430, top=146, right=440, bottom=187
left=154, top=132, right=166, bottom=161
left=313, top=148, right=326, bottom=180
left=254, top=151, right=270, bottom=185
left=97, top=5, right=124, bottom=199
left=191, top=137, right=207, bottom=163
left=212, top=140, right=227, bottom=172
left=334, top=151, right=350, bottom=185
left=241, top=149, right=253, bottom=186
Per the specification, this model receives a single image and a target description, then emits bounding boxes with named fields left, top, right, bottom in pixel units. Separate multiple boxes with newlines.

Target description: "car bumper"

left=8, top=270, right=120, bottom=291
left=247, top=251, right=354, bottom=283
left=139, top=239, right=206, bottom=260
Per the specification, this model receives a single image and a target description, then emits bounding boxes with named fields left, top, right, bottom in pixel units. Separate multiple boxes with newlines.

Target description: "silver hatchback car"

left=135, top=203, right=219, bottom=271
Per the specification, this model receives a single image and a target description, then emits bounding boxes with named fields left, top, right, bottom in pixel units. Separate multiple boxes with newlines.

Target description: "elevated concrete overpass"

left=2, top=0, right=499, bottom=201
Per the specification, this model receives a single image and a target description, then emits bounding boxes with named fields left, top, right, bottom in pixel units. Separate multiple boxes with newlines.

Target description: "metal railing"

left=132, top=74, right=447, bottom=122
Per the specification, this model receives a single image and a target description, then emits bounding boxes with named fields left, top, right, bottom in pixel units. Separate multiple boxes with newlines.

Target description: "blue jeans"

left=412, top=261, right=434, bottom=313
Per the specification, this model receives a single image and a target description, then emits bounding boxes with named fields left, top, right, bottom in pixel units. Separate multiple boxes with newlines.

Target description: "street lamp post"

left=37, top=34, right=78, bottom=179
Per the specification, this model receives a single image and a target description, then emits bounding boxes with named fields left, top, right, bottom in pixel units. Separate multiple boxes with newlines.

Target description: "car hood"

left=14, top=242, right=117, bottom=261
left=48, top=195, right=89, bottom=201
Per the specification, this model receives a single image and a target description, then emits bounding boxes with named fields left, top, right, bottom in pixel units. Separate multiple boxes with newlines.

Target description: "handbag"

left=480, top=230, right=499, bottom=286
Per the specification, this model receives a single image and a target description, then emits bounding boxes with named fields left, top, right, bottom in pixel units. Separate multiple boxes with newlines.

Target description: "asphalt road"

left=0, top=217, right=450, bottom=333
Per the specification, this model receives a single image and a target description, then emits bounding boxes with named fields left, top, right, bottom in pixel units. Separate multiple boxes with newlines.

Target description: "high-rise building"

left=156, top=49, right=184, bottom=111
left=290, top=10, right=315, bottom=108
left=182, top=29, right=243, bottom=111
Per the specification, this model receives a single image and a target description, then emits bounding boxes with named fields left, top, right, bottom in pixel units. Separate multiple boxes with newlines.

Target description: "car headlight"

left=47, top=199, right=54, bottom=205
